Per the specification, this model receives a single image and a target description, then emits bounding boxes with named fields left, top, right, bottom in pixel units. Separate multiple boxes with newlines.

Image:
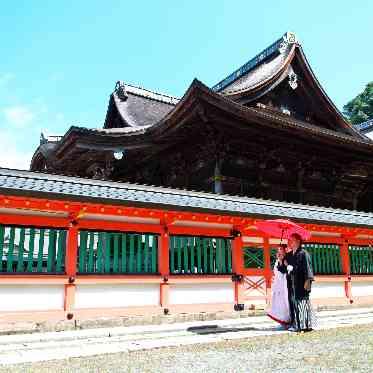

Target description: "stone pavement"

left=0, top=307, right=372, bottom=366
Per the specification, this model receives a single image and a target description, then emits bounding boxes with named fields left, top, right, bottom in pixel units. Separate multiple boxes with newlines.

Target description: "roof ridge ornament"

left=40, top=132, right=47, bottom=145
left=115, top=81, right=129, bottom=101
left=115, top=81, right=179, bottom=105
left=278, top=31, right=297, bottom=54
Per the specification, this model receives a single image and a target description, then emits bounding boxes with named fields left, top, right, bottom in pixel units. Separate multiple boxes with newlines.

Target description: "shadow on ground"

left=186, top=324, right=277, bottom=335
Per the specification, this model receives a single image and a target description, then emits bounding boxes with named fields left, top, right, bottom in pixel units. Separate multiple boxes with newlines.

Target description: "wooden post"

left=263, top=237, right=272, bottom=305
left=341, top=236, right=352, bottom=302
left=64, top=225, right=78, bottom=314
left=232, top=229, right=244, bottom=306
left=159, top=225, right=170, bottom=308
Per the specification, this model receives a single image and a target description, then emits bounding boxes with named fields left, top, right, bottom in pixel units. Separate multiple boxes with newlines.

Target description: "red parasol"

left=255, top=219, right=311, bottom=241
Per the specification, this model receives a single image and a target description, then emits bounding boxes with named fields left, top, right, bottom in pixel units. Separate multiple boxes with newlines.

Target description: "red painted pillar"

left=341, top=236, right=352, bottom=302
left=159, top=226, right=170, bottom=308
left=232, top=230, right=244, bottom=305
left=64, top=225, right=78, bottom=314
left=263, top=237, right=272, bottom=305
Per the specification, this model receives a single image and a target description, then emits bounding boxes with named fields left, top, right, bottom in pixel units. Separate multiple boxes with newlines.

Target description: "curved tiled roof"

left=220, top=43, right=293, bottom=95
left=211, top=32, right=364, bottom=139
left=104, top=82, right=179, bottom=128
left=148, top=80, right=373, bottom=150
left=1, top=167, right=373, bottom=227
left=45, top=80, right=373, bottom=158
left=212, top=33, right=291, bottom=92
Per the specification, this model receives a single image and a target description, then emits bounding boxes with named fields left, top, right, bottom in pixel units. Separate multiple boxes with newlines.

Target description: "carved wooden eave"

left=31, top=78, right=373, bottom=175
left=148, top=80, right=373, bottom=154
left=213, top=33, right=364, bottom=139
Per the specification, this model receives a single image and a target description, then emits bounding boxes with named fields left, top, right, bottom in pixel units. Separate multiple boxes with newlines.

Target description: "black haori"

left=287, top=247, right=316, bottom=331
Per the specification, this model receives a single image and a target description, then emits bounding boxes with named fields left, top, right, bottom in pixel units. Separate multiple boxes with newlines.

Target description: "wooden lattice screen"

left=0, top=225, right=66, bottom=273
left=349, top=245, right=373, bottom=274
left=169, top=236, right=232, bottom=274
left=302, top=243, right=342, bottom=275
left=77, top=231, right=158, bottom=274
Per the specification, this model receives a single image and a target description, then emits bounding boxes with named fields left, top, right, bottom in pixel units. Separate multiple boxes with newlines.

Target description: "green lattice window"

left=302, top=243, right=342, bottom=275
left=243, top=247, right=264, bottom=269
left=349, top=245, right=373, bottom=274
left=270, top=248, right=277, bottom=268
left=77, top=231, right=158, bottom=274
left=0, top=225, right=66, bottom=273
left=169, top=236, right=232, bottom=274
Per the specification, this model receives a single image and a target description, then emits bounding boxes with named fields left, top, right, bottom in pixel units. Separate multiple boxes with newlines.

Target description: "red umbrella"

left=255, top=219, right=311, bottom=241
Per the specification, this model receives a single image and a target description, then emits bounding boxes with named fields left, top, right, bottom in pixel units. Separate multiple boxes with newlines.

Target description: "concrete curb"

left=0, top=303, right=371, bottom=336
left=0, top=309, right=265, bottom=336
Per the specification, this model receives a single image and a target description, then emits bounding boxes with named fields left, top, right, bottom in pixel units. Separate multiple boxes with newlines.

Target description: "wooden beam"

left=0, top=275, right=68, bottom=284
left=167, top=275, right=232, bottom=283
left=168, top=225, right=231, bottom=238
left=78, top=220, right=163, bottom=234
left=2, top=193, right=373, bottom=242
left=74, top=275, right=162, bottom=284
left=0, top=213, right=69, bottom=228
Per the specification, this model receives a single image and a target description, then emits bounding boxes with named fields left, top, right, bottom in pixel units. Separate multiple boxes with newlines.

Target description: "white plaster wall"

left=245, top=299, right=266, bottom=306
left=75, top=284, right=159, bottom=309
left=169, top=283, right=234, bottom=305
left=242, top=236, right=263, bottom=244
left=269, top=238, right=288, bottom=245
left=311, top=282, right=345, bottom=299
left=351, top=282, right=373, bottom=297
left=0, top=285, right=64, bottom=311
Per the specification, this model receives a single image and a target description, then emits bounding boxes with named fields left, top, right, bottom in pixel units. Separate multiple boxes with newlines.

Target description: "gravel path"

left=1, top=323, right=372, bottom=373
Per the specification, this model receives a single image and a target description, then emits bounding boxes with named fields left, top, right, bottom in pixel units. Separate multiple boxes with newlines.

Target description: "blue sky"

left=0, top=0, right=372, bottom=169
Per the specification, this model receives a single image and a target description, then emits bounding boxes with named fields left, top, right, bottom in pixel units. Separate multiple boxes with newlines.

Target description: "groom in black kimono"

left=285, top=233, right=315, bottom=332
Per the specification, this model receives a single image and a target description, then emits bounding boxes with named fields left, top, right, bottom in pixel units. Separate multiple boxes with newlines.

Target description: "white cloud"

left=3, top=105, right=35, bottom=127
left=0, top=132, right=33, bottom=170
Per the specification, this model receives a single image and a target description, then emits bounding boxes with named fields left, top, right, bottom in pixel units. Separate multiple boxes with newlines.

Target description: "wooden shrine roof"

left=43, top=80, right=373, bottom=160
left=212, top=32, right=362, bottom=138
left=31, top=32, right=370, bottom=170
left=213, top=33, right=290, bottom=95
left=2, top=167, right=373, bottom=228
left=104, top=82, right=179, bottom=128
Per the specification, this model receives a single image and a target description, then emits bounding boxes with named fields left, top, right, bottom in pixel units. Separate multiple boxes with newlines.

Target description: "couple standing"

left=267, top=233, right=315, bottom=332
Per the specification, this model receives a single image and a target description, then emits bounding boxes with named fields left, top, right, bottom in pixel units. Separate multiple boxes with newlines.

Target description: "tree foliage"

left=343, top=82, right=373, bottom=125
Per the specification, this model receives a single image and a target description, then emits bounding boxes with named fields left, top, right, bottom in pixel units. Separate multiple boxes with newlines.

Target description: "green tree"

left=343, top=82, right=373, bottom=125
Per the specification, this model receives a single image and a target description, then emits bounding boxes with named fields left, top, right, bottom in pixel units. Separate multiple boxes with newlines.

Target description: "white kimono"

left=267, top=260, right=291, bottom=325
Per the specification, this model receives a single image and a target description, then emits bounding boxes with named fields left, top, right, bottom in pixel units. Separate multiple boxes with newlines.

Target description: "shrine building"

left=0, top=32, right=372, bottom=325
left=31, top=32, right=373, bottom=212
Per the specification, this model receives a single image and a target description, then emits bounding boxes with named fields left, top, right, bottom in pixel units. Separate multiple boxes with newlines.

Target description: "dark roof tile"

left=1, top=168, right=373, bottom=228
left=109, top=82, right=179, bottom=128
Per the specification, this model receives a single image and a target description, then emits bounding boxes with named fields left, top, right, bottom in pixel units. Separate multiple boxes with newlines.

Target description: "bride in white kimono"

left=267, top=245, right=291, bottom=326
